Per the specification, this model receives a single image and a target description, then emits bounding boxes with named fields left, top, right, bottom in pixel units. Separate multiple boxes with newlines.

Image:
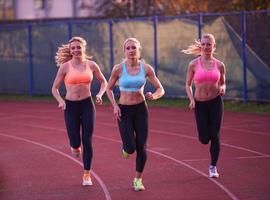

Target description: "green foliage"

left=0, top=94, right=269, bottom=114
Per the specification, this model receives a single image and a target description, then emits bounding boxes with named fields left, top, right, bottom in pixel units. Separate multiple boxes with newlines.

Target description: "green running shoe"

left=133, top=178, right=145, bottom=191
left=122, top=149, right=130, bottom=159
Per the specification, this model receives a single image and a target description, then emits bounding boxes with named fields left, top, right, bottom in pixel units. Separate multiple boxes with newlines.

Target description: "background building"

left=0, top=0, right=99, bottom=20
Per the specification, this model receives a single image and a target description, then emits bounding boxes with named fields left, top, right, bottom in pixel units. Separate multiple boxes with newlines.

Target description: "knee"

left=125, top=147, right=135, bottom=154
left=199, top=137, right=210, bottom=144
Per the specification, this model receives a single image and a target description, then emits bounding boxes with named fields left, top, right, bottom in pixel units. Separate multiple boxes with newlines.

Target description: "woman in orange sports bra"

left=51, top=36, right=107, bottom=186
left=182, top=33, right=226, bottom=178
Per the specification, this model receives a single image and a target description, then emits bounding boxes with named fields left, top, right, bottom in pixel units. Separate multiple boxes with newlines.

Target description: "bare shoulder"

left=190, top=57, right=198, bottom=66
left=113, top=63, right=122, bottom=72
left=59, top=61, right=69, bottom=73
left=144, top=63, right=154, bottom=74
left=111, top=63, right=122, bottom=76
left=214, top=58, right=226, bottom=71
left=188, top=57, right=198, bottom=71
left=86, top=60, right=99, bottom=70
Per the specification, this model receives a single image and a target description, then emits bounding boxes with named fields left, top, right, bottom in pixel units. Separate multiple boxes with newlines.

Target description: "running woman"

left=183, top=33, right=226, bottom=178
left=106, top=37, right=165, bottom=191
left=52, top=36, right=107, bottom=186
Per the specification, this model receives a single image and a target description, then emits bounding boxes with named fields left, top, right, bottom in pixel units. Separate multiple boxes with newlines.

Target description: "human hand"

left=95, top=95, right=103, bottom=105
left=219, top=86, right=226, bottom=96
left=113, top=105, right=121, bottom=121
left=58, top=100, right=66, bottom=110
left=189, top=99, right=195, bottom=110
left=145, top=92, right=154, bottom=100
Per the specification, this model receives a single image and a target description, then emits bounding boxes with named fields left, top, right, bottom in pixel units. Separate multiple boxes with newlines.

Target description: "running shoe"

left=122, top=149, right=130, bottom=159
left=82, top=173, right=93, bottom=186
left=133, top=178, right=145, bottom=191
left=71, top=147, right=81, bottom=158
left=209, top=165, right=219, bottom=178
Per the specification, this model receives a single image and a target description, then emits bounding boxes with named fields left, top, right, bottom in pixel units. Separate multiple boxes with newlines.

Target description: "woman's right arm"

left=185, top=61, right=195, bottom=109
left=51, top=64, right=66, bottom=110
left=106, top=65, right=121, bottom=119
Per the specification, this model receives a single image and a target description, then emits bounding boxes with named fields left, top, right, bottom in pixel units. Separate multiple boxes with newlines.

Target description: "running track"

left=0, top=101, right=269, bottom=200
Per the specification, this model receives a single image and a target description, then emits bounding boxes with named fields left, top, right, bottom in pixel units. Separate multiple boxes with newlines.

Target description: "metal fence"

left=0, top=10, right=269, bottom=102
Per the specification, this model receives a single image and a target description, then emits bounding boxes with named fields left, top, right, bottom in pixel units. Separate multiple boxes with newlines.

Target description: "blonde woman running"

left=52, top=36, right=107, bottom=186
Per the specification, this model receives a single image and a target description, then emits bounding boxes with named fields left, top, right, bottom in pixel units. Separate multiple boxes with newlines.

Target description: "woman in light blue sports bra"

left=106, top=37, right=165, bottom=191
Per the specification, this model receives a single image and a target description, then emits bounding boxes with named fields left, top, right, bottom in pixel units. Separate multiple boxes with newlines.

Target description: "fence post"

left=27, top=24, right=33, bottom=96
left=241, top=11, right=248, bottom=103
left=198, top=13, right=202, bottom=39
left=67, top=22, right=72, bottom=40
left=109, top=20, right=114, bottom=70
left=72, top=0, right=77, bottom=17
left=153, top=16, right=158, bottom=75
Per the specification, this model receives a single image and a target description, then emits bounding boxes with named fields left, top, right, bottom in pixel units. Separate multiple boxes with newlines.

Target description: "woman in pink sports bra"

left=183, top=33, right=226, bottom=178
left=51, top=36, right=107, bottom=186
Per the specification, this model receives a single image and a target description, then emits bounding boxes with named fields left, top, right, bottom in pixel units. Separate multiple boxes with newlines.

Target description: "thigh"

left=209, top=96, right=223, bottom=138
left=81, top=98, right=95, bottom=139
left=134, top=104, right=148, bottom=150
left=118, top=105, right=136, bottom=150
left=195, top=101, right=211, bottom=143
left=64, top=101, right=81, bottom=147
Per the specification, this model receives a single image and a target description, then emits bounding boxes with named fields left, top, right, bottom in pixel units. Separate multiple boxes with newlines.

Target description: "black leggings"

left=64, top=97, right=95, bottom=171
left=118, top=101, right=148, bottom=173
left=195, top=96, right=223, bottom=166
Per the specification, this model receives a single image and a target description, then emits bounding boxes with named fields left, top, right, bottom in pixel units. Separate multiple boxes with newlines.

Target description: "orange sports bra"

left=64, top=61, right=92, bottom=85
left=194, top=58, right=220, bottom=84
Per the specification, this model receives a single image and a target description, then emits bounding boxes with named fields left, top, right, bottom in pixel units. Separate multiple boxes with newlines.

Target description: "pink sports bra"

left=194, top=58, right=220, bottom=84
left=64, top=61, right=92, bottom=85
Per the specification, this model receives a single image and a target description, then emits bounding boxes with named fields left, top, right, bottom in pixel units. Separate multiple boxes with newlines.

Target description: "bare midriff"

left=65, top=84, right=91, bottom=101
left=194, top=83, right=219, bottom=101
left=119, top=90, right=145, bottom=105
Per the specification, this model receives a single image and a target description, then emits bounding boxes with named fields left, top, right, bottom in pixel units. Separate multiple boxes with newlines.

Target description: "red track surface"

left=0, top=101, right=269, bottom=200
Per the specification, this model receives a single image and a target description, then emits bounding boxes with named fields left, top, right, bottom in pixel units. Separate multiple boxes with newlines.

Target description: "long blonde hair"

left=182, top=33, right=216, bottom=56
left=55, top=36, right=92, bottom=67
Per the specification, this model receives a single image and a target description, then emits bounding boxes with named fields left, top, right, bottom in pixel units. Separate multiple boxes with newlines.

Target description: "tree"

left=92, top=0, right=270, bottom=18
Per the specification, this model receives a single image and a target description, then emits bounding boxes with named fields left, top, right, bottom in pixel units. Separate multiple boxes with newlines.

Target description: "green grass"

left=0, top=94, right=270, bottom=114
left=146, top=98, right=270, bottom=113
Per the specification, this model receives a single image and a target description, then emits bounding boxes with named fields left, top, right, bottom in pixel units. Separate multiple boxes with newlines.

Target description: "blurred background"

left=0, top=0, right=269, bottom=102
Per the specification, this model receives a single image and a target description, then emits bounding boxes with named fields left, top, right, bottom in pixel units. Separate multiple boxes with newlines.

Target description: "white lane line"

left=150, top=118, right=270, bottom=137
left=2, top=119, right=269, bottom=158
left=0, top=133, right=112, bottom=200
left=2, top=118, right=268, bottom=200
left=149, top=149, right=239, bottom=200
left=94, top=135, right=239, bottom=200
left=181, top=155, right=267, bottom=162
left=150, top=128, right=270, bottom=158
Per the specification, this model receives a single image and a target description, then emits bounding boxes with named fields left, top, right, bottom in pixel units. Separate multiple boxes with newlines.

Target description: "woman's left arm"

left=145, top=64, right=165, bottom=100
left=91, top=61, right=108, bottom=104
left=219, top=62, right=226, bottom=96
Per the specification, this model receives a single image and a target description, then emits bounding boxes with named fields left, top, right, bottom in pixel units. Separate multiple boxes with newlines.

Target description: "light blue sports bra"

left=119, top=62, right=146, bottom=92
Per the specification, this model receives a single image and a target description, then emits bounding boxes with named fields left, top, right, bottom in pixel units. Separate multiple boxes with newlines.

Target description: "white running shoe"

left=82, top=173, right=93, bottom=186
left=209, top=165, right=219, bottom=178
left=71, top=147, right=81, bottom=158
